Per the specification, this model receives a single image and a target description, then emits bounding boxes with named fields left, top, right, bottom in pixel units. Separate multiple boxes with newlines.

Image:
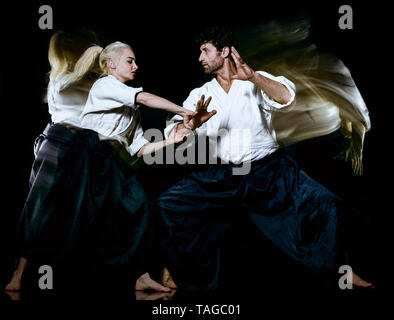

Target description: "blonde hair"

left=48, top=30, right=99, bottom=82
left=54, top=46, right=103, bottom=92
left=99, top=41, right=133, bottom=75
left=47, top=30, right=103, bottom=93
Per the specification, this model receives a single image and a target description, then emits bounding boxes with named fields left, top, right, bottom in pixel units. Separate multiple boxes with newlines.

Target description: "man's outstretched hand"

left=230, top=46, right=256, bottom=81
left=184, top=95, right=216, bottom=130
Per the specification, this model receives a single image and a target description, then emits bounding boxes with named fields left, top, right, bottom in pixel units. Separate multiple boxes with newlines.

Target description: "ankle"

left=139, top=272, right=150, bottom=280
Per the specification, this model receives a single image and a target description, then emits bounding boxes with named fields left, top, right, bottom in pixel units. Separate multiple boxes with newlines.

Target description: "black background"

left=1, top=0, right=393, bottom=308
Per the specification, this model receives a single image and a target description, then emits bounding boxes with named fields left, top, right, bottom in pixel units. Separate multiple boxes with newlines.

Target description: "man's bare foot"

left=353, top=272, right=374, bottom=288
left=161, top=267, right=178, bottom=289
left=5, top=270, right=23, bottom=291
left=135, top=272, right=171, bottom=292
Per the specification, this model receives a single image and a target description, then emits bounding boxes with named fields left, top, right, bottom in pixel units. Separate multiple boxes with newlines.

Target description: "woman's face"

left=110, top=47, right=138, bottom=82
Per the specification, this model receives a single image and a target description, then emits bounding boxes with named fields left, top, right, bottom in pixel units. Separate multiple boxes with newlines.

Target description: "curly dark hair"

left=195, top=26, right=239, bottom=51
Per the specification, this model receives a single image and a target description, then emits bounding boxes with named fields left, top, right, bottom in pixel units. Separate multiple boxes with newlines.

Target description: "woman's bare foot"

left=135, top=272, right=171, bottom=292
left=162, top=289, right=177, bottom=300
left=353, top=272, right=374, bottom=288
left=5, top=270, right=23, bottom=291
left=4, top=290, right=22, bottom=301
left=135, top=291, right=171, bottom=300
left=5, top=257, right=28, bottom=292
left=161, top=267, right=178, bottom=289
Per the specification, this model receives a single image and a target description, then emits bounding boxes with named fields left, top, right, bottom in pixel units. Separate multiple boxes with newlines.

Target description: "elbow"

left=275, top=96, right=290, bottom=105
left=135, top=92, right=149, bottom=105
left=279, top=96, right=291, bottom=105
left=278, top=87, right=293, bottom=105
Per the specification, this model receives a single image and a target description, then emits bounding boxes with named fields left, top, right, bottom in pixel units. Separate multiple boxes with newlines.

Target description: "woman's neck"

left=109, top=72, right=126, bottom=83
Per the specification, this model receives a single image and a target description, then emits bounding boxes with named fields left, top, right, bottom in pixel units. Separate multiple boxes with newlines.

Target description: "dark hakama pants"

left=17, top=123, right=152, bottom=282
left=158, top=150, right=354, bottom=291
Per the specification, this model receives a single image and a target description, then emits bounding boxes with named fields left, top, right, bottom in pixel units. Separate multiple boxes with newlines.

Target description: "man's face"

left=111, top=47, right=138, bottom=82
left=198, top=42, right=224, bottom=74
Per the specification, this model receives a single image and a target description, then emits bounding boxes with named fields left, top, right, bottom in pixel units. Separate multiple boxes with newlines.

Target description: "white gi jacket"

left=47, top=77, right=96, bottom=127
left=165, top=71, right=295, bottom=164
left=81, top=75, right=149, bottom=157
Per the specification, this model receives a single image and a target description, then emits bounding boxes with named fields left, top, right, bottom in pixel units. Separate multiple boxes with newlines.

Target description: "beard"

left=203, top=56, right=223, bottom=74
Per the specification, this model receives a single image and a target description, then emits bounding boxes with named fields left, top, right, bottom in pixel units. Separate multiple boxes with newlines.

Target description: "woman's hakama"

left=18, top=123, right=151, bottom=279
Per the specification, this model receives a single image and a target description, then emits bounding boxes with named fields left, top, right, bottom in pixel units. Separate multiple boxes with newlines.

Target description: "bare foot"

left=135, top=291, right=171, bottom=300
left=162, top=289, right=177, bottom=300
left=135, top=272, right=170, bottom=292
left=5, top=270, right=23, bottom=292
left=353, top=272, right=374, bottom=288
left=4, top=290, right=22, bottom=301
left=161, top=267, right=178, bottom=289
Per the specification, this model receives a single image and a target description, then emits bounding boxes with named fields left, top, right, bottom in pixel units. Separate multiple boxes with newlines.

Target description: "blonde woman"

left=80, top=41, right=202, bottom=157
left=79, top=41, right=215, bottom=290
left=6, top=34, right=208, bottom=294
left=5, top=29, right=101, bottom=292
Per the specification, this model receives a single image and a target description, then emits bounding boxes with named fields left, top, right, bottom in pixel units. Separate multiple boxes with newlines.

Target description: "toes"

left=157, top=285, right=171, bottom=292
left=135, top=279, right=171, bottom=292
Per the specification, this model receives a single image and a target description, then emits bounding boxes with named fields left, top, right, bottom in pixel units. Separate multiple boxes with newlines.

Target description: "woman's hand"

left=179, top=109, right=197, bottom=130
left=167, top=123, right=190, bottom=145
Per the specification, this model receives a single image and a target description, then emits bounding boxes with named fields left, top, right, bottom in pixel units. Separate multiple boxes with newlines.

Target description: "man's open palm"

left=185, top=95, right=216, bottom=130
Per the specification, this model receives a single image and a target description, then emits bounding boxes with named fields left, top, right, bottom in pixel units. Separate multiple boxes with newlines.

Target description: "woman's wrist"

left=164, top=138, right=172, bottom=146
left=178, top=107, right=187, bottom=116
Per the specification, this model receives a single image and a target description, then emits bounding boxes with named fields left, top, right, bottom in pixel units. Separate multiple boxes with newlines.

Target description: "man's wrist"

left=248, top=71, right=258, bottom=83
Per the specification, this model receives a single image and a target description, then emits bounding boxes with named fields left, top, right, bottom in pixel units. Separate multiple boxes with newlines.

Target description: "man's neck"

left=215, top=60, right=237, bottom=93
